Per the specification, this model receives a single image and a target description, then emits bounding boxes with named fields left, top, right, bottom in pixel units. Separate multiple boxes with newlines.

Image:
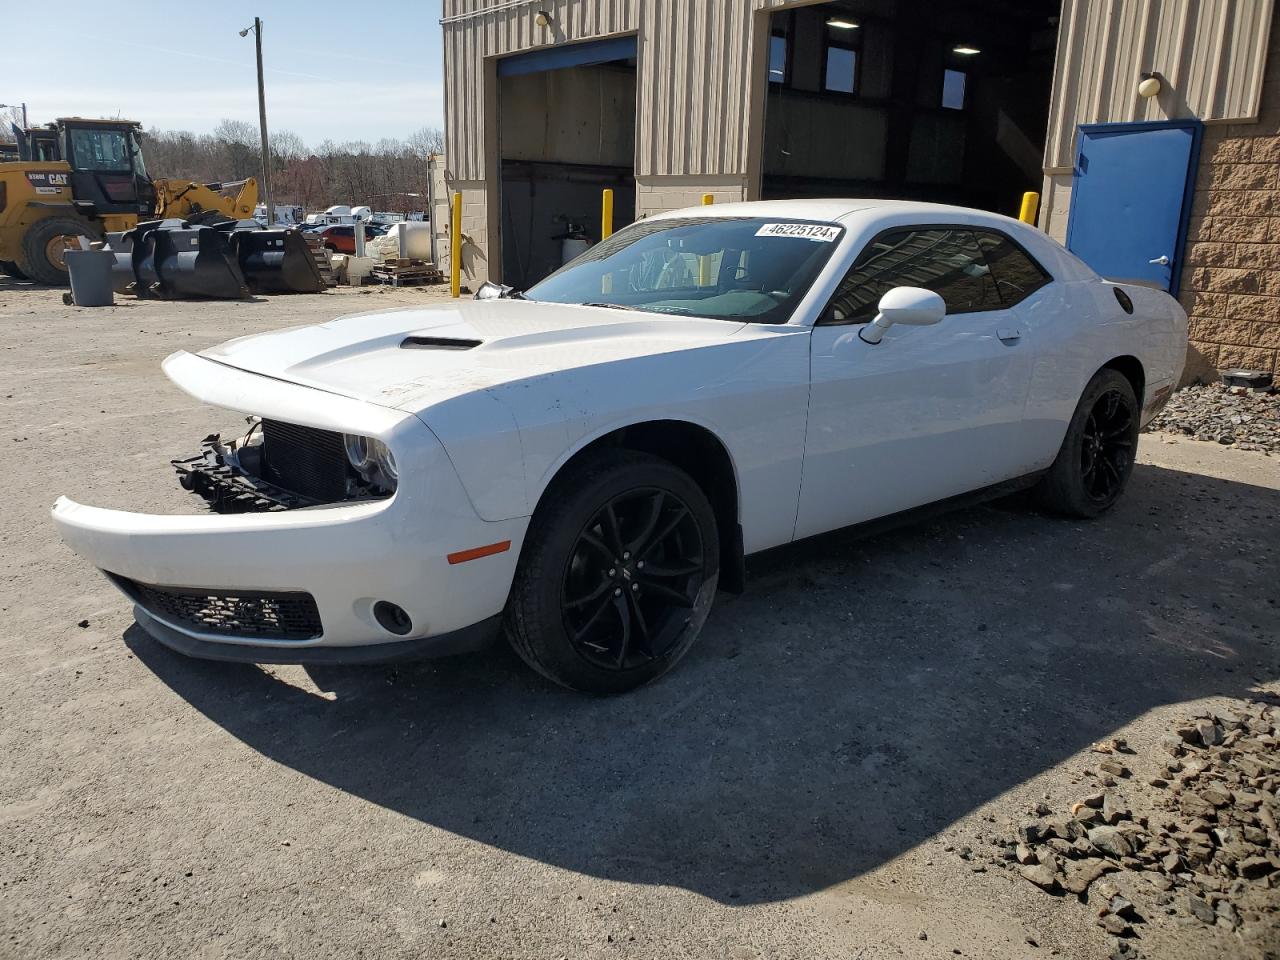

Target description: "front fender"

left=417, top=365, right=743, bottom=525
left=416, top=331, right=811, bottom=557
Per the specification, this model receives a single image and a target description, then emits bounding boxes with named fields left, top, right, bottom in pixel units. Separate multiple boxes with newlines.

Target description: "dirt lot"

left=2, top=279, right=1277, bottom=960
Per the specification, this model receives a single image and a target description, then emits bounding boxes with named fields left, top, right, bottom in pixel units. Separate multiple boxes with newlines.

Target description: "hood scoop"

left=400, top=335, right=482, bottom=351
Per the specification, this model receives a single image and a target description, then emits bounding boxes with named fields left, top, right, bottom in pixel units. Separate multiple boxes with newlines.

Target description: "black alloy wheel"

left=561, top=488, right=705, bottom=670
left=1036, top=367, right=1140, bottom=518
left=505, top=450, right=720, bottom=694
left=1079, top=388, right=1134, bottom=503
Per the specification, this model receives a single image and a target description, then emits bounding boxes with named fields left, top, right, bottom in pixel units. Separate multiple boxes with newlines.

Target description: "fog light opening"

left=373, top=601, right=413, bottom=636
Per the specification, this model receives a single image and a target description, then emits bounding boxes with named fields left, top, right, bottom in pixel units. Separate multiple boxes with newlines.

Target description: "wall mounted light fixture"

left=1138, top=72, right=1162, bottom=98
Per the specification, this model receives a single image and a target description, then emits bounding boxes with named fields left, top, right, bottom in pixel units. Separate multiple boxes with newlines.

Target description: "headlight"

left=344, top=433, right=374, bottom=471
left=343, top=433, right=397, bottom=492
left=374, top=442, right=398, bottom=482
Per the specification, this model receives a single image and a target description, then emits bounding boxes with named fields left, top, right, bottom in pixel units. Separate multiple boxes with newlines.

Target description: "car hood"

left=198, top=299, right=747, bottom=413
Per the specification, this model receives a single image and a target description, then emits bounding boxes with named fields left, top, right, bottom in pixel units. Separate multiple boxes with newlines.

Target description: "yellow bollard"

left=599, top=190, right=616, bottom=294
left=601, top=188, right=614, bottom=240
left=1018, top=191, right=1040, bottom=226
left=698, top=196, right=715, bottom=284
left=450, top=192, right=462, bottom=298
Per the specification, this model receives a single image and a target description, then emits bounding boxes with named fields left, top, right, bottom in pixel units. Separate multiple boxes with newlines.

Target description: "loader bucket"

left=105, top=220, right=164, bottom=295
left=233, top=228, right=325, bottom=294
left=103, top=230, right=136, bottom=294
left=132, top=219, right=182, bottom=295
left=137, top=221, right=249, bottom=299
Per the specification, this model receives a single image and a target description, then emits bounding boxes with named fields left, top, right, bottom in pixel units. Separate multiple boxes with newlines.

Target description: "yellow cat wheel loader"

left=0, top=117, right=258, bottom=285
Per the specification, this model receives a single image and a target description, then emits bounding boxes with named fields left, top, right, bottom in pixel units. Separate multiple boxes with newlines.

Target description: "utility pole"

left=0, top=102, right=27, bottom=129
left=241, top=17, right=273, bottom=224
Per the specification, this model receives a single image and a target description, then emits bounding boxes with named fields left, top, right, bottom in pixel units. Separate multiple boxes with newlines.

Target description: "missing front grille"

left=260, top=419, right=352, bottom=503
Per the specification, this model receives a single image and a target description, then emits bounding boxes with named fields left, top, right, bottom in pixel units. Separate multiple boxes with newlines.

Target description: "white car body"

left=52, top=200, right=1187, bottom=663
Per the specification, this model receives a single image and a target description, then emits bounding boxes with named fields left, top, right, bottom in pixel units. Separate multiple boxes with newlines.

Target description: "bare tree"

left=0, top=105, right=24, bottom=143
left=408, top=126, right=445, bottom=156
left=271, top=129, right=306, bottom=164
left=141, top=121, right=447, bottom=216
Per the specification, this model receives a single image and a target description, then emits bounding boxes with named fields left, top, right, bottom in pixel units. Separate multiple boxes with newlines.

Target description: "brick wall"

left=1179, top=20, right=1280, bottom=382
left=438, top=178, right=493, bottom=287
left=634, top=175, right=749, bottom=218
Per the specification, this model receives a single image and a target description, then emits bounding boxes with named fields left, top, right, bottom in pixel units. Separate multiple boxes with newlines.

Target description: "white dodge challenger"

left=52, top=200, right=1187, bottom=693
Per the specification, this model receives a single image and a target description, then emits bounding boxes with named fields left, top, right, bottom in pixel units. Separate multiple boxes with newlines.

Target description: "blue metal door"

left=1066, top=120, right=1203, bottom=292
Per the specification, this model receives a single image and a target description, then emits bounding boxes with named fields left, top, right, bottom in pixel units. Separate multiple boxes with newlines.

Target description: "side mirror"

left=474, top=280, right=515, bottom=301
left=858, top=286, right=946, bottom=344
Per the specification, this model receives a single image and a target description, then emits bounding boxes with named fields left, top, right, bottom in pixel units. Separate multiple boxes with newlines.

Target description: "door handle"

left=997, top=326, right=1022, bottom=342
left=1149, top=255, right=1171, bottom=265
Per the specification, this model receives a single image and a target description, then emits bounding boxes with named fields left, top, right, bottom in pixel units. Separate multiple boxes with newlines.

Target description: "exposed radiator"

left=260, top=419, right=352, bottom=503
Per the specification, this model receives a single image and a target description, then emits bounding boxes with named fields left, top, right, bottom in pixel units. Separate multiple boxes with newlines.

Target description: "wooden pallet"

left=302, top=236, right=337, bottom=287
left=371, top=258, right=443, bottom=287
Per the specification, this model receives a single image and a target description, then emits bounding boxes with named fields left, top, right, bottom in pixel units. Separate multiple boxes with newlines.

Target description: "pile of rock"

left=1144, top=383, right=1280, bottom=454
left=998, top=704, right=1279, bottom=959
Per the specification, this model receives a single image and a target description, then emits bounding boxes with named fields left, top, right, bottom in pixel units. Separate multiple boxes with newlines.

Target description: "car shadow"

left=126, top=460, right=1279, bottom=905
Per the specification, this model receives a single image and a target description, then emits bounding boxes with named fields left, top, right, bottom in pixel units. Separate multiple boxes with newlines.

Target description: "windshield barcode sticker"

left=755, top=223, right=841, bottom=242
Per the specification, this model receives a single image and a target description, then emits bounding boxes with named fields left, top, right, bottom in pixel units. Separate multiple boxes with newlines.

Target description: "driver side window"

left=823, top=226, right=1000, bottom=324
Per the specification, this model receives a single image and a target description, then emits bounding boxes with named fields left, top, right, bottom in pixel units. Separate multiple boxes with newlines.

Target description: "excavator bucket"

left=223, top=223, right=326, bottom=294
left=133, top=219, right=250, bottom=300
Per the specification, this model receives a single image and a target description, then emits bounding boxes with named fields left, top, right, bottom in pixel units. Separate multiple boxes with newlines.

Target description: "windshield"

left=68, top=128, right=133, bottom=173
left=524, top=216, right=844, bottom=323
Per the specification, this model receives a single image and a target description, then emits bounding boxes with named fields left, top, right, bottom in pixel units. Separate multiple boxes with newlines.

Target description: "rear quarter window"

left=975, top=231, right=1051, bottom=306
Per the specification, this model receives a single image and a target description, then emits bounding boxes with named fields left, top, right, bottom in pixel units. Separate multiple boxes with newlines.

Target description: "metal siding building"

left=442, top=0, right=1280, bottom=377
left=1041, top=0, right=1276, bottom=241
left=441, top=0, right=771, bottom=280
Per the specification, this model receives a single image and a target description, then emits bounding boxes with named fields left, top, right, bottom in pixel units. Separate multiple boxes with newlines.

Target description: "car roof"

left=648, top=197, right=1031, bottom=228
left=647, top=198, right=873, bottom=223
left=644, top=198, right=1094, bottom=282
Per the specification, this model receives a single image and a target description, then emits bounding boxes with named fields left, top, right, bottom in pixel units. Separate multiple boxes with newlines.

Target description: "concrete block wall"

left=436, top=173, right=493, bottom=288
left=634, top=176, right=749, bottom=217
left=1038, top=172, right=1073, bottom=244
left=1180, top=59, right=1280, bottom=380
left=428, top=155, right=452, bottom=270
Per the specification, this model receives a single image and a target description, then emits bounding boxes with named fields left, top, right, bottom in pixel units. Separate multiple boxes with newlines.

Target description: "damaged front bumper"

left=171, top=422, right=390, bottom=514
left=51, top=351, right=528, bottom=663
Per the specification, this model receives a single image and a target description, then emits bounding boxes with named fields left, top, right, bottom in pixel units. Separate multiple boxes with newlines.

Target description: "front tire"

left=18, top=216, right=99, bottom=286
left=1036, top=369, right=1140, bottom=518
left=505, top=450, right=720, bottom=694
left=0, top=260, right=26, bottom=280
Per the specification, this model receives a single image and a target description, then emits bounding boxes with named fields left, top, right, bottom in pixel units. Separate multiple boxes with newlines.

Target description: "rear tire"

left=18, top=216, right=99, bottom=286
left=505, top=450, right=720, bottom=695
left=0, top=260, right=26, bottom=280
left=1036, top=369, right=1140, bottom=518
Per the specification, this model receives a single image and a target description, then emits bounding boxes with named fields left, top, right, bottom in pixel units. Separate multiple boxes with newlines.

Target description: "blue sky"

left=5, top=0, right=446, bottom=146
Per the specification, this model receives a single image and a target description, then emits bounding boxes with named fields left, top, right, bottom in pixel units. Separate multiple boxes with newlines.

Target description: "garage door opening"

left=498, top=37, right=637, bottom=290
left=761, top=0, right=1060, bottom=215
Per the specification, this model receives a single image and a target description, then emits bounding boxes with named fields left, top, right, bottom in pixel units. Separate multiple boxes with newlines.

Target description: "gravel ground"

left=2, top=278, right=1278, bottom=960
left=1144, top=384, right=1280, bottom=455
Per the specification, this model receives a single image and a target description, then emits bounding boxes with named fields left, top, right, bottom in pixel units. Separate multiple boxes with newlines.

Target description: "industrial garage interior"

left=762, top=0, right=1061, bottom=214
left=498, top=39, right=637, bottom=289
